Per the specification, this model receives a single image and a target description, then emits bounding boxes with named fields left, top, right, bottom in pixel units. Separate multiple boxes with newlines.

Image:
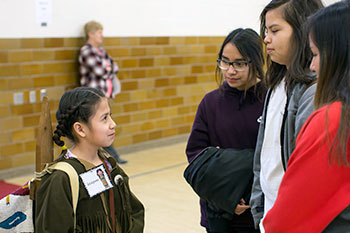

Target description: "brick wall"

left=0, top=36, right=224, bottom=170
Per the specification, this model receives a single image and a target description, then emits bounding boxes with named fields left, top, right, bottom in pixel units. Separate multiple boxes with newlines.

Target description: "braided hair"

left=53, top=87, right=105, bottom=155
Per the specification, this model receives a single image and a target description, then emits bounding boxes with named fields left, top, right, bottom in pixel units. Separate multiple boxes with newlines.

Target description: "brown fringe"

left=76, top=214, right=111, bottom=233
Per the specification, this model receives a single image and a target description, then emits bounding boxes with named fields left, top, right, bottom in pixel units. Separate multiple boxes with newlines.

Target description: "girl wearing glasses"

left=249, top=0, right=324, bottom=232
left=186, top=28, right=266, bottom=233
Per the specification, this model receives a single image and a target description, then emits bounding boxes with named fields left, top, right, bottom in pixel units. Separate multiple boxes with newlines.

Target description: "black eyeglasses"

left=217, top=59, right=251, bottom=72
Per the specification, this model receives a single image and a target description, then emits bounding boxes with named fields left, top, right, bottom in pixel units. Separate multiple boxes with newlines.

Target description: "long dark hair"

left=260, top=0, right=323, bottom=91
left=53, top=87, right=106, bottom=148
left=215, top=28, right=265, bottom=98
left=307, top=0, right=350, bottom=166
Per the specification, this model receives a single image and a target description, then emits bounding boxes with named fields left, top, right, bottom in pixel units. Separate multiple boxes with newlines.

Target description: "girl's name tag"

left=80, top=164, right=113, bottom=197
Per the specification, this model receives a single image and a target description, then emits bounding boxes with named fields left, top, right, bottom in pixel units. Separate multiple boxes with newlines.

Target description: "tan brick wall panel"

left=0, top=52, right=8, bottom=63
left=0, top=39, right=20, bottom=50
left=33, top=51, right=55, bottom=61
left=0, top=132, right=11, bottom=144
left=1, top=143, right=23, bottom=156
left=21, top=39, right=43, bottom=49
left=9, top=51, right=33, bottom=63
left=0, top=36, right=224, bottom=170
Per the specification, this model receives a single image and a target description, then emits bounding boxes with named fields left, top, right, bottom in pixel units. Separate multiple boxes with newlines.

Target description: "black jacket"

left=184, top=147, right=254, bottom=231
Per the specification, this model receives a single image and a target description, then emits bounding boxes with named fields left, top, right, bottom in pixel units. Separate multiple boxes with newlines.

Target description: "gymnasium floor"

left=3, top=138, right=206, bottom=233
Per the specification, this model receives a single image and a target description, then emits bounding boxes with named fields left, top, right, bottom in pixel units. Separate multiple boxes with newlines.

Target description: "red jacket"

left=263, top=102, right=350, bottom=232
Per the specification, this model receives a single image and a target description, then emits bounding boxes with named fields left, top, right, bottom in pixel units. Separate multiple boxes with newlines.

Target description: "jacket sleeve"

left=107, top=52, right=119, bottom=76
left=129, top=191, right=145, bottom=233
left=35, top=171, right=74, bottom=233
left=249, top=117, right=265, bottom=229
left=249, top=90, right=270, bottom=229
left=185, top=98, right=209, bottom=162
left=295, top=83, right=316, bottom=138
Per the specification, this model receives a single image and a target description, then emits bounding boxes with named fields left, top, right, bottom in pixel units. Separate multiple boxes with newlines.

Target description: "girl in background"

left=79, top=20, right=127, bottom=164
left=263, top=1, right=350, bottom=232
left=186, top=28, right=266, bottom=233
left=249, top=0, right=323, bottom=231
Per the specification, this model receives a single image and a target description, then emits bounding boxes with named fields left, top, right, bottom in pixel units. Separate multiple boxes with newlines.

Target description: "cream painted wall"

left=0, top=0, right=340, bottom=38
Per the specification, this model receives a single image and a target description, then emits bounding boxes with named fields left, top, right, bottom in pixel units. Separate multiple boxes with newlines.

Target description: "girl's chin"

left=227, top=81, right=245, bottom=90
left=270, top=56, right=289, bottom=66
left=227, top=80, right=239, bottom=86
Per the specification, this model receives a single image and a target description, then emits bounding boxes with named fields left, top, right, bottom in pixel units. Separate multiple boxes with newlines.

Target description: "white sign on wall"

left=35, top=0, right=52, bottom=26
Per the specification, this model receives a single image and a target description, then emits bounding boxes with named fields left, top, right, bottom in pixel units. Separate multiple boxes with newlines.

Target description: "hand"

left=106, top=66, right=112, bottom=72
left=234, top=198, right=250, bottom=215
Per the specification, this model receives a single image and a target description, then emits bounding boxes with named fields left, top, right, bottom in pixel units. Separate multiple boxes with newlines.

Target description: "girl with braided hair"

left=35, top=87, right=144, bottom=233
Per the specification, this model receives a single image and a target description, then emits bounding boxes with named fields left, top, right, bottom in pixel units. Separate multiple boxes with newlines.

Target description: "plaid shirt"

left=78, top=43, right=119, bottom=97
